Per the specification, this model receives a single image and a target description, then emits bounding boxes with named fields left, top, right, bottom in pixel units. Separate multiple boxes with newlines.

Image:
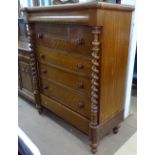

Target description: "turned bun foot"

left=113, top=126, right=120, bottom=134
left=36, top=104, right=43, bottom=114
left=91, top=143, right=98, bottom=154
left=38, top=107, right=43, bottom=114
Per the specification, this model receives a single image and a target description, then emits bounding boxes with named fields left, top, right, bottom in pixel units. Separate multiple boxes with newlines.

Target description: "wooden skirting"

left=98, top=110, right=124, bottom=140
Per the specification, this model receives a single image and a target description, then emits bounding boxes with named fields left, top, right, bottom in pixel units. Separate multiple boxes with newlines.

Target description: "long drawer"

left=34, top=23, right=93, bottom=56
left=39, top=63, right=91, bottom=96
left=40, top=94, right=89, bottom=134
left=36, top=45, right=91, bottom=77
left=40, top=79, right=91, bottom=119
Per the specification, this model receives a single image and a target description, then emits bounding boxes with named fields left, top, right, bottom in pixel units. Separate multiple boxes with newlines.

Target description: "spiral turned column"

left=90, top=26, right=101, bottom=153
left=25, top=13, right=42, bottom=113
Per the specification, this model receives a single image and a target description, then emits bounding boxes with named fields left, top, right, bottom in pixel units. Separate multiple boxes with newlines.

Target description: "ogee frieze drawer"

left=34, top=23, right=93, bottom=56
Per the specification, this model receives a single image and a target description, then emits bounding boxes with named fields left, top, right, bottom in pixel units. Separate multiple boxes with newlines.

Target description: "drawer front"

left=40, top=94, right=89, bottom=134
left=40, top=79, right=91, bottom=119
left=39, top=63, right=91, bottom=96
left=34, top=24, right=93, bottom=56
left=37, top=45, right=91, bottom=77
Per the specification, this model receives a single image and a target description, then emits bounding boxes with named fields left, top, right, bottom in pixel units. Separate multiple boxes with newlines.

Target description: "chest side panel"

left=99, top=10, right=132, bottom=123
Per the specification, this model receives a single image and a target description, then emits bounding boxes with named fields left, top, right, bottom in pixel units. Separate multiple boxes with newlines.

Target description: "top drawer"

left=34, top=24, right=93, bottom=56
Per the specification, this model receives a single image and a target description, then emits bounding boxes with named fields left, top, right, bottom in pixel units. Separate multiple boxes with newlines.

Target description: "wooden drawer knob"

left=40, top=54, right=45, bottom=59
left=43, top=85, right=48, bottom=90
left=78, top=82, right=84, bottom=89
left=44, top=102, right=48, bottom=106
left=37, top=33, right=44, bottom=39
left=78, top=102, right=84, bottom=108
left=75, top=38, right=85, bottom=46
left=41, top=69, right=47, bottom=74
left=77, top=63, right=84, bottom=69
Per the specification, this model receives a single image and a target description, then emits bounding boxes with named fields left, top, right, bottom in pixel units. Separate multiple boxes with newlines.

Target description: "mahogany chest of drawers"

left=22, top=2, right=134, bottom=153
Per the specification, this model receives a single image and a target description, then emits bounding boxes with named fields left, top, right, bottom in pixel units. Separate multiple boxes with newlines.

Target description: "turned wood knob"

left=44, top=102, right=48, bottom=106
left=78, top=82, right=84, bottom=89
left=40, top=54, right=45, bottom=59
left=43, top=85, right=48, bottom=90
left=78, top=102, right=84, bottom=108
left=41, top=69, right=47, bottom=74
left=37, top=33, right=43, bottom=39
left=75, top=38, right=85, bottom=46
left=77, top=63, right=84, bottom=69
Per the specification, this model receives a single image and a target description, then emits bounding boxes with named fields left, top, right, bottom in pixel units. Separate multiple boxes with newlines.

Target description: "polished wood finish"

left=99, top=10, right=132, bottom=124
left=21, top=2, right=133, bottom=12
left=27, top=23, right=42, bottom=111
left=90, top=26, right=101, bottom=153
left=40, top=94, right=89, bottom=134
left=34, top=23, right=93, bottom=56
left=40, top=79, right=91, bottom=118
left=21, top=2, right=134, bottom=153
left=98, top=110, right=124, bottom=139
left=36, top=46, right=92, bottom=77
left=39, top=63, right=91, bottom=95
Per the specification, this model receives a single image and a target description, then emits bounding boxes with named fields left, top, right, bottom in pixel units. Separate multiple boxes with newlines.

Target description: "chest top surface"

left=21, top=2, right=134, bottom=26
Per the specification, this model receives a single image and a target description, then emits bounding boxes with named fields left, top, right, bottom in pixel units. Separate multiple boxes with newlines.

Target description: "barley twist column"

left=24, top=8, right=42, bottom=113
left=90, top=26, right=101, bottom=153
